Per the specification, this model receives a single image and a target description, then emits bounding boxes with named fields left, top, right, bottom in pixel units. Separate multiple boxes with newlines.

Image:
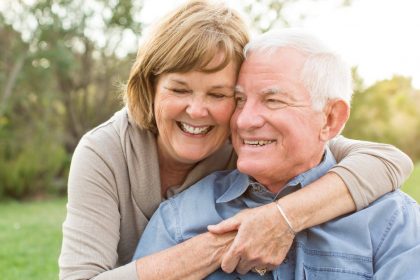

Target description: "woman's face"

left=154, top=60, right=237, bottom=165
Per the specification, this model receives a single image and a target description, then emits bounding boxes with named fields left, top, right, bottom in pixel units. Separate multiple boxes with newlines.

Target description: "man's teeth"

left=180, top=122, right=211, bottom=135
left=244, top=140, right=275, bottom=146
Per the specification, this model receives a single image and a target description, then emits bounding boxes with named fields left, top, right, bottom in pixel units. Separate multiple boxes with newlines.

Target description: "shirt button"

left=252, top=184, right=262, bottom=193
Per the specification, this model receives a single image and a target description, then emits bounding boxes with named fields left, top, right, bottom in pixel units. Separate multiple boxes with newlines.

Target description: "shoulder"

left=368, top=191, right=419, bottom=223
left=316, top=191, right=418, bottom=238
left=339, top=191, right=418, bottom=225
left=369, top=191, right=417, bottom=212
left=79, top=108, right=129, bottom=149
left=171, top=170, right=239, bottom=202
left=165, top=170, right=242, bottom=217
left=334, top=191, right=419, bottom=241
left=304, top=191, right=419, bottom=258
left=75, top=107, right=154, bottom=161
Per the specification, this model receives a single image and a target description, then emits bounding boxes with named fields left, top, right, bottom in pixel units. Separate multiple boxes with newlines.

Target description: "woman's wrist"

left=206, top=231, right=236, bottom=265
left=135, top=232, right=235, bottom=280
left=275, top=197, right=307, bottom=233
left=275, top=201, right=297, bottom=236
left=276, top=172, right=356, bottom=232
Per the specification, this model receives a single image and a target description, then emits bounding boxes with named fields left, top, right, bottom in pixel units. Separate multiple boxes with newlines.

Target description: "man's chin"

left=237, top=160, right=261, bottom=175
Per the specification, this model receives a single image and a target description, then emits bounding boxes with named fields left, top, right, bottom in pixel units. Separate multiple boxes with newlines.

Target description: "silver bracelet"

left=275, top=202, right=297, bottom=236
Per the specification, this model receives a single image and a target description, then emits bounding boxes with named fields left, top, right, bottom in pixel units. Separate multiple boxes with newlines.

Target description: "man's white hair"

left=244, top=28, right=353, bottom=111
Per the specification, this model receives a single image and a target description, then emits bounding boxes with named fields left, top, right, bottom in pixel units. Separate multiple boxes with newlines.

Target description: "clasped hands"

left=207, top=202, right=295, bottom=275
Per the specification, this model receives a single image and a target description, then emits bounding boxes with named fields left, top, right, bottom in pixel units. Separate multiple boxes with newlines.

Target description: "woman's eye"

left=171, top=88, right=190, bottom=94
left=235, top=96, right=246, bottom=107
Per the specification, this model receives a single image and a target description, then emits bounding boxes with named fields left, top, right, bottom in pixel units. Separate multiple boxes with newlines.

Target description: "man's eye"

left=267, top=99, right=287, bottom=105
left=209, top=93, right=226, bottom=99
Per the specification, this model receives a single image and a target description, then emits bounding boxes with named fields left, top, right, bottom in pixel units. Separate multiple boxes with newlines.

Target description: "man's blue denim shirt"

left=133, top=148, right=420, bottom=279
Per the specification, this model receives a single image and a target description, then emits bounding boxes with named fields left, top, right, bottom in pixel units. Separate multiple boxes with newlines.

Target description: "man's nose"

left=186, top=95, right=209, bottom=118
left=235, top=102, right=264, bottom=130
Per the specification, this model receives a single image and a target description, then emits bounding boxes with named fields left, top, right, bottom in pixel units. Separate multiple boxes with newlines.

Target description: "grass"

left=0, top=198, right=67, bottom=280
left=0, top=164, right=418, bottom=280
left=402, top=161, right=420, bottom=203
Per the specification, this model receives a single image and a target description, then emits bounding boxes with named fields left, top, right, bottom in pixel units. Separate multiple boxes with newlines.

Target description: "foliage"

left=240, top=0, right=354, bottom=32
left=0, top=0, right=143, bottom=199
left=343, top=72, right=420, bottom=161
left=0, top=0, right=417, bottom=199
left=402, top=162, right=420, bottom=203
left=0, top=198, right=67, bottom=280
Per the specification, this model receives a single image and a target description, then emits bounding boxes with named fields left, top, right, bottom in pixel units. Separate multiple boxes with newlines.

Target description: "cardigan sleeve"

left=327, top=136, right=413, bottom=210
left=59, top=135, right=138, bottom=280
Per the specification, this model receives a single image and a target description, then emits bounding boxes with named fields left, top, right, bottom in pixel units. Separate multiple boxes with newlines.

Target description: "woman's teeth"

left=179, top=122, right=211, bottom=135
left=244, top=140, right=275, bottom=146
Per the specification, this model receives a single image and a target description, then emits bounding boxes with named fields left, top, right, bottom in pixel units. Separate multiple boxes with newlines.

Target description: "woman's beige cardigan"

left=59, top=108, right=413, bottom=280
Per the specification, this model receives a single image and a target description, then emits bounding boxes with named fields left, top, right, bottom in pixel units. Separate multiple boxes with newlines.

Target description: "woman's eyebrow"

left=168, top=79, right=188, bottom=86
left=211, top=85, right=235, bottom=90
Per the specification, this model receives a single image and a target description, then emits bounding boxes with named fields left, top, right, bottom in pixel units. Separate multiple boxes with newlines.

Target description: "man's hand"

left=207, top=202, right=295, bottom=274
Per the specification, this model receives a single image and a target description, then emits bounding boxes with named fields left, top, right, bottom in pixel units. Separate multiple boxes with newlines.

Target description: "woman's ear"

left=319, top=99, right=350, bottom=141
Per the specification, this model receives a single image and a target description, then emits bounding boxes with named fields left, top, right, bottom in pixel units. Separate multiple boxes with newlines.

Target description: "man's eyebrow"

left=261, top=87, right=302, bottom=102
left=260, top=88, right=286, bottom=95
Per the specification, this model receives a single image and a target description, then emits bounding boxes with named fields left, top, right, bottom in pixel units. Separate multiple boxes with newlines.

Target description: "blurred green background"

left=0, top=0, right=419, bottom=279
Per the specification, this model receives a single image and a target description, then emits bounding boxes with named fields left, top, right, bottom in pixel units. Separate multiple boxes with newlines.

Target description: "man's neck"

left=254, top=149, right=327, bottom=194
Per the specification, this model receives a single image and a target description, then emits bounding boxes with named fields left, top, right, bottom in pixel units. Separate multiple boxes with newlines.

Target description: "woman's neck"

left=157, top=141, right=196, bottom=197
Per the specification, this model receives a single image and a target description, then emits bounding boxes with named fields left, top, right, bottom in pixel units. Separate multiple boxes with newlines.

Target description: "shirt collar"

left=216, top=170, right=251, bottom=203
left=216, top=147, right=336, bottom=204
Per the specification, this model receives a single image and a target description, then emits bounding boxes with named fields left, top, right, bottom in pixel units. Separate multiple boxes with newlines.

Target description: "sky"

left=141, top=0, right=420, bottom=88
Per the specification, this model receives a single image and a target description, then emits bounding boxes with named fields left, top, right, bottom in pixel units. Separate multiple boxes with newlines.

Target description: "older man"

left=133, top=30, right=420, bottom=279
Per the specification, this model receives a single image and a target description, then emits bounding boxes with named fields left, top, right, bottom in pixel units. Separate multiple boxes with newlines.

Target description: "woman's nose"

left=186, top=96, right=209, bottom=118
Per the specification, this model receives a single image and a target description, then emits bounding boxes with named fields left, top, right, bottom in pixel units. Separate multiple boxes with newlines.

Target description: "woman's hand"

left=208, top=202, right=295, bottom=274
left=136, top=231, right=236, bottom=280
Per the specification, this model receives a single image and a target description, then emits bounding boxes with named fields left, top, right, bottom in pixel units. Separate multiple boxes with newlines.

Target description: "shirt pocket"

left=303, top=264, right=372, bottom=280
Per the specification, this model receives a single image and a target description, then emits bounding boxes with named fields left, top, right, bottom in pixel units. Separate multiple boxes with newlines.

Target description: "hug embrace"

left=59, top=1, right=419, bottom=279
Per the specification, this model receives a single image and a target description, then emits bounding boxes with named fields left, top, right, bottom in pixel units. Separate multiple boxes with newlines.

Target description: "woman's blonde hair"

left=125, top=0, right=249, bottom=131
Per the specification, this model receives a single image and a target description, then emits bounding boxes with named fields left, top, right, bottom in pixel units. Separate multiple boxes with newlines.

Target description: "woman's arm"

left=132, top=195, right=236, bottom=280
left=208, top=137, right=413, bottom=273
left=59, top=136, right=143, bottom=280
left=135, top=232, right=235, bottom=280
left=328, top=135, right=413, bottom=210
left=59, top=136, right=235, bottom=280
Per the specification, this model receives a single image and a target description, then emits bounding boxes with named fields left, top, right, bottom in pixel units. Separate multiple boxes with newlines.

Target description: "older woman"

left=59, top=1, right=412, bottom=279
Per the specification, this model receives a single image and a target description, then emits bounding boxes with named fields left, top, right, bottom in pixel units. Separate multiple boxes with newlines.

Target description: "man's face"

left=231, top=48, right=327, bottom=191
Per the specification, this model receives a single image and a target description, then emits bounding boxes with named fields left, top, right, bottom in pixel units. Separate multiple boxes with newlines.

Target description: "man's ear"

left=319, top=99, right=350, bottom=141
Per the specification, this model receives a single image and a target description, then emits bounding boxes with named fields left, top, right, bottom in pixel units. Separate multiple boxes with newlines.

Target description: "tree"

left=240, top=0, right=353, bottom=33
left=0, top=0, right=143, bottom=198
left=343, top=74, right=420, bottom=160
